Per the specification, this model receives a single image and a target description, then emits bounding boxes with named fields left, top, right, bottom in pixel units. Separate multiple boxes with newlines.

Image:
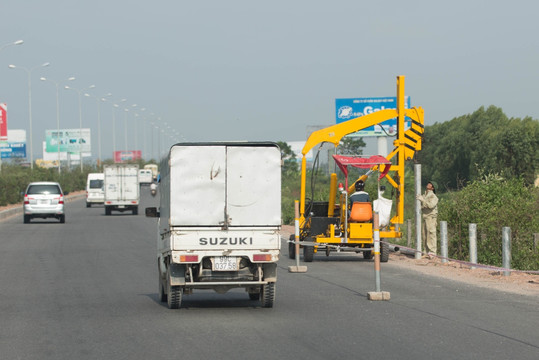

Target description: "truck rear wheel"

left=261, top=283, right=275, bottom=308
left=132, top=206, right=138, bottom=215
left=363, top=250, right=373, bottom=260
left=105, top=207, right=111, bottom=216
left=303, top=242, right=314, bottom=262
left=167, top=268, right=182, bottom=309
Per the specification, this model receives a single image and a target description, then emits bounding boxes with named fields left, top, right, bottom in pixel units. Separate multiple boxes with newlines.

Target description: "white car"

left=23, top=181, right=66, bottom=223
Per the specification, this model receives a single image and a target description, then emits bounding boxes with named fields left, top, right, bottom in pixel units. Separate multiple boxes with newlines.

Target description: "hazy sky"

left=1, top=0, right=538, bottom=161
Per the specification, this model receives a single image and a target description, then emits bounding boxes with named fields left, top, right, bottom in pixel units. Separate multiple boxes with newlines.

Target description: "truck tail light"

left=24, top=195, right=29, bottom=205
left=253, top=254, right=272, bottom=262
left=180, top=255, right=199, bottom=262
left=131, top=201, right=137, bottom=204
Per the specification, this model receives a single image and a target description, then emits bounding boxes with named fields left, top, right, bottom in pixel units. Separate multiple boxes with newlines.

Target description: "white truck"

left=146, top=142, right=281, bottom=309
left=104, top=164, right=140, bottom=215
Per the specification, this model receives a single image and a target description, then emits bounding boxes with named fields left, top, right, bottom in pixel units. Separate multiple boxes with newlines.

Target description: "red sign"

left=114, top=150, right=142, bottom=163
left=0, top=103, right=7, bottom=141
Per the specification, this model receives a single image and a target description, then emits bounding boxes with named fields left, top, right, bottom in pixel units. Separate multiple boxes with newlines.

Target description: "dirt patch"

left=281, top=225, right=539, bottom=297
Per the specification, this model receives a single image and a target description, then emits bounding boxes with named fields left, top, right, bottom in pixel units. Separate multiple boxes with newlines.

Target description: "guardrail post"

left=502, top=227, right=511, bottom=276
left=469, top=223, right=477, bottom=269
left=407, top=219, right=412, bottom=248
left=440, top=221, right=448, bottom=263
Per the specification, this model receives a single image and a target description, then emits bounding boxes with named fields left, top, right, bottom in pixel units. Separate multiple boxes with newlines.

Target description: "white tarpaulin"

left=373, top=197, right=393, bottom=227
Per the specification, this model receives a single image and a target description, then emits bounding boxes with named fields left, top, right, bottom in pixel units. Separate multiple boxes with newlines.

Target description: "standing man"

left=417, top=181, right=439, bottom=257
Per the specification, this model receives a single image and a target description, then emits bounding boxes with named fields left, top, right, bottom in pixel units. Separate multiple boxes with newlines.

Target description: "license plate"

left=38, top=199, right=49, bottom=205
left=118, top=205, right=125, bottom=209
left=212, top=256, right=238, bottom=271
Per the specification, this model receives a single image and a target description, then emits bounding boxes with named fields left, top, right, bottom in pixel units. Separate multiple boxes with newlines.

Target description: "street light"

left=85, top=92, right=111, bottom=168
left=8, top=62, right=50, bottom=170
left=65, top=84, right=95, bottom=172
left=0, top=40, right=23, bottom=172
left=40, top=76, right=75, bottom=174
left=0, top=39, right=23, bottom=52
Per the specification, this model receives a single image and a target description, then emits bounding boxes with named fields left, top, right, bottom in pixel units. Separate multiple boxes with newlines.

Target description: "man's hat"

left=428, top=181, right=438, bottom=190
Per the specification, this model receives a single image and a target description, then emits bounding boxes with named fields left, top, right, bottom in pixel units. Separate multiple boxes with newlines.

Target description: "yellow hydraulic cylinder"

left=328, top=173, right=337, bottom=217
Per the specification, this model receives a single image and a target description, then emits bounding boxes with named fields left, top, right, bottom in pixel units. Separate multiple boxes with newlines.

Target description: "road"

left=0, top=188, right=538, bottom=360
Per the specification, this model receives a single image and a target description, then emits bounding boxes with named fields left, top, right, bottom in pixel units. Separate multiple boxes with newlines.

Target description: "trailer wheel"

left=380, top=241, right=389, bottom=262
left=166, top=268, right=182, bottom=309
left=261, top=283, right=275, bottom=308
left=303, top=242, right=314, bottom=262
left=288, top=234, right=296, bottom=259
left=363, top=250, right=373, bottom=260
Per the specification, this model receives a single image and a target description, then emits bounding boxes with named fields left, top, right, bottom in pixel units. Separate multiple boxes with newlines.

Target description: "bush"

left=439, top=175, right=539, bottom=270
left=0, top=164, right=95, bottom=206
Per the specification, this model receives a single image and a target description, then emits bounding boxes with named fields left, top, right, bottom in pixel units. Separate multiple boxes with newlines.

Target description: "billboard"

left=0, top=103, right=7, bottom=141
left=335, top=97, right=411, bottom=137
left=0, top=129, right=26, bottom=159
left=45, top=128, right=91, bottom=153
left=114, top=150, right=141, bottom=163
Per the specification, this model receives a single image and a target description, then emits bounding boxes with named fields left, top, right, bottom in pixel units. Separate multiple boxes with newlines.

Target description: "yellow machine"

left=290, top=76, right=424, bottom=262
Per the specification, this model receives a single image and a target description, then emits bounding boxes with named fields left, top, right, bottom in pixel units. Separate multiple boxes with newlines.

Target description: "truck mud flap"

left=169, top=263, right=186, bottom=286
left=263, top=263, right=277, bottom=282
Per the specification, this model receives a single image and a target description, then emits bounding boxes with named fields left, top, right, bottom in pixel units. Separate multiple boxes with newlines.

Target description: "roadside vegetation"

left=279, top=106, right=539, bottom=270
left=1, top=108, right=537, bottom=269
left=0, top=158, right=160, bottom=206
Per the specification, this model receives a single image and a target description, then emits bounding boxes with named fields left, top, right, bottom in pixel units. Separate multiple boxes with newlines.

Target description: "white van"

left=86, top=173, right=105, bottom=207
left=138, top=169, right=153, bottom=185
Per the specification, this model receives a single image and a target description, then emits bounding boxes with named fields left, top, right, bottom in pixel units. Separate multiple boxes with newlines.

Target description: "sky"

left=1, top=0, right=538, bottom=162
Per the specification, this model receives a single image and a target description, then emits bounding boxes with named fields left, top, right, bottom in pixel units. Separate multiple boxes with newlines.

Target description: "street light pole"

left=9, top=62, right=50, bottom=170
left=131, top=104, right=138, bottom=152
left=0, top=40, right=23, bottom=173
left=85, top=92, right=111, bottom=168
left=41, top=76, right=75, bottom=174
left=65, top=84, right=95, bottom=172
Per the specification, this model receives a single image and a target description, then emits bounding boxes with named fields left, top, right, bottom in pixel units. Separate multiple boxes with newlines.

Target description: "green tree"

left=417, top=106, right=539, bottom=189
left=337, top=136, right=366, bottom=155
left=276, top=141, right=298, bottom=175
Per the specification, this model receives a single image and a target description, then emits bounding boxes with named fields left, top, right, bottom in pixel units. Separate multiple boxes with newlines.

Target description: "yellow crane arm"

left=301, top=109, right=397, bottom=156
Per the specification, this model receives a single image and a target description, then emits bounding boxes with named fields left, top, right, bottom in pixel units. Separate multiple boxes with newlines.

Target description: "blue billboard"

left=335, top=96, right=411, bottom=137
left=0, top=142, right=26, bottom=159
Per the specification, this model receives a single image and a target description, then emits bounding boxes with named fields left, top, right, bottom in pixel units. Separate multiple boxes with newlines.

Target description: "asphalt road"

left=0, top=189, right=538, bottom=360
